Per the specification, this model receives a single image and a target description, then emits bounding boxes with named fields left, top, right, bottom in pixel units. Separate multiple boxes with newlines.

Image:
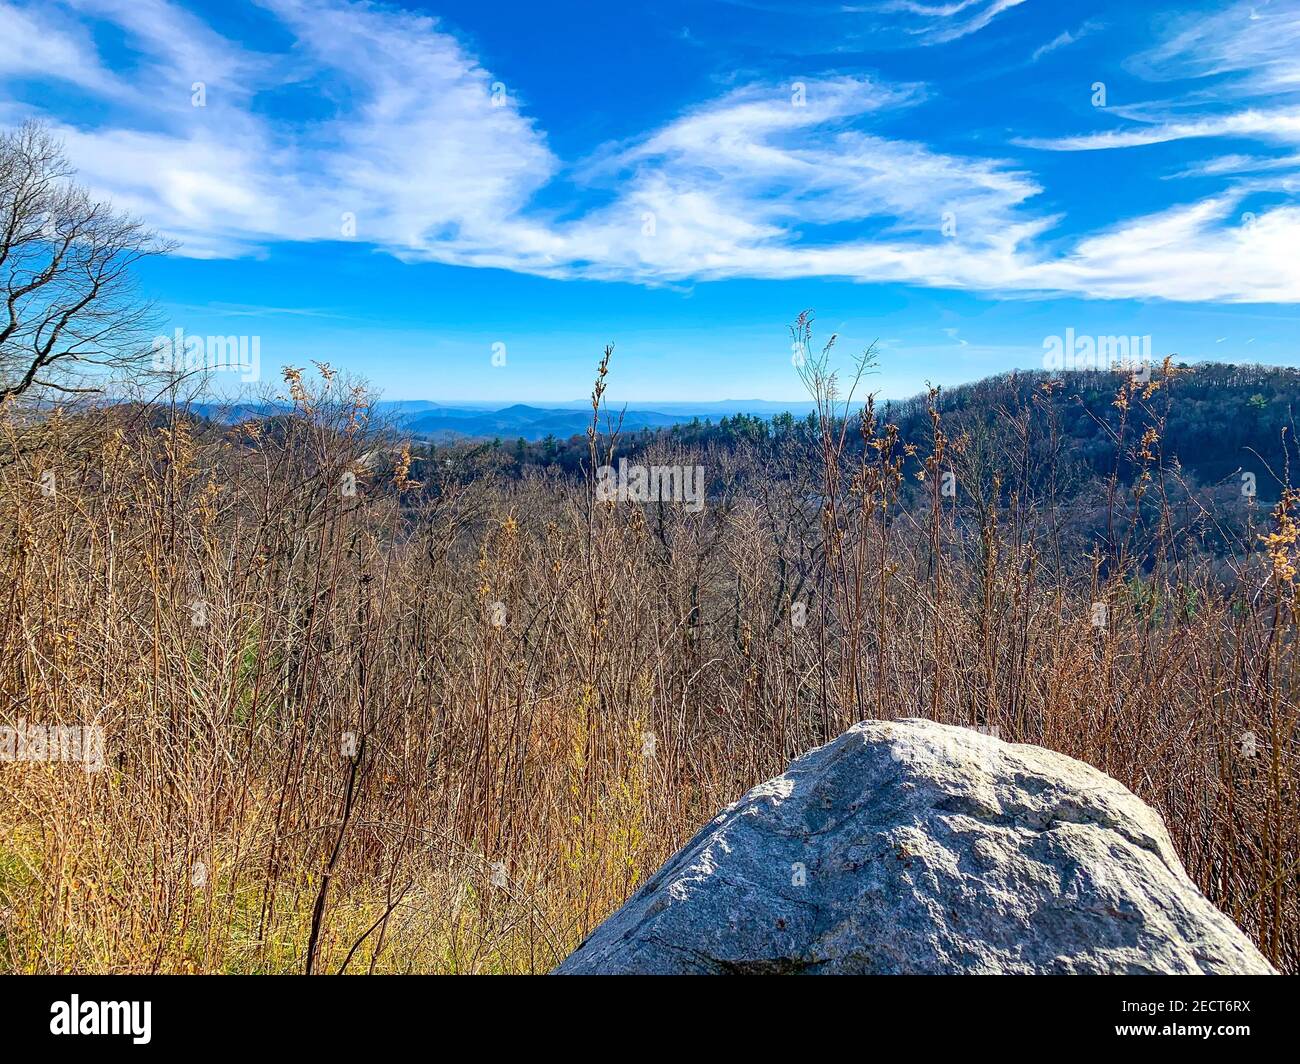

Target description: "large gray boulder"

left=556, top=719, right=1275, bottom=974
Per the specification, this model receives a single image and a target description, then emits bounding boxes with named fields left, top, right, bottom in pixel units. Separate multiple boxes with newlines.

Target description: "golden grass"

left=1, top=353, right=1296, bottom=973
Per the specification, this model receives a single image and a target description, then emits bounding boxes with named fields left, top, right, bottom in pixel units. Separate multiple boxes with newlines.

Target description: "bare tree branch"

left=0, top=121, right=176, bottom=403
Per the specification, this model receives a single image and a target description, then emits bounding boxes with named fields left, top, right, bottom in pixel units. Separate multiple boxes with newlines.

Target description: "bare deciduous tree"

left=0, top=121, right=174, bottom=403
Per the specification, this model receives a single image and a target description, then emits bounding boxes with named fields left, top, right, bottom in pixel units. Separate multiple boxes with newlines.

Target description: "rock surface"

left=555, top=719, right=1276, bottom=974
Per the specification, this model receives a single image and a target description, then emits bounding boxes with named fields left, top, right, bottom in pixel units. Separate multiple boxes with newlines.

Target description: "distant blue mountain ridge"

left=189, top=399, right=820, bottom=442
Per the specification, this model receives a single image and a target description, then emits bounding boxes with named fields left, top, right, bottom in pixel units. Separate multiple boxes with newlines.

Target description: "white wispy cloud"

left=1031, top=20, right=1100, bottom=62
left=884, top=0, right=1031, bottom=44
left=1018, top=108, right=1300, bottom=151
left=1020, top=1, right=1300, bottom=155
left=1168, top=152, right=1300, bottom=178
left=1, top=0, right=1298, bottom=304
left=517, top=78, right=1044, bottom=282
left=1007, top=0, right=1300, bottom=304
left=1014, top=195, right=1300, bottom=302
left=1134, top=0, right=1300, bottom=94
left=0, top=0, right=126, bottom=97
left=8, top=0, right=557, bottom=257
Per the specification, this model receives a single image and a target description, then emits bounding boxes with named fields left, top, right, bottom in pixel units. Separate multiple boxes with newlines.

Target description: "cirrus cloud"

left=0, top=0, right=1297, bottom=303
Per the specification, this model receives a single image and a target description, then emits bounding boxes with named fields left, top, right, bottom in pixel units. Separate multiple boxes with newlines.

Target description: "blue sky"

left=1, top=0, right=1298, bottom=402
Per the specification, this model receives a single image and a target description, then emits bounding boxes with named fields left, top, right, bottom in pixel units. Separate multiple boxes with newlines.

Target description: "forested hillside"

left=415, top=362, right=1299, bottom=567
left=440, top=364, right=1293, bottom=485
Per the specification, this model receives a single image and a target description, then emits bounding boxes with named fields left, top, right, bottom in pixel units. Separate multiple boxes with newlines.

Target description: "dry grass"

left=1, top=344, right=1297, bottom=973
